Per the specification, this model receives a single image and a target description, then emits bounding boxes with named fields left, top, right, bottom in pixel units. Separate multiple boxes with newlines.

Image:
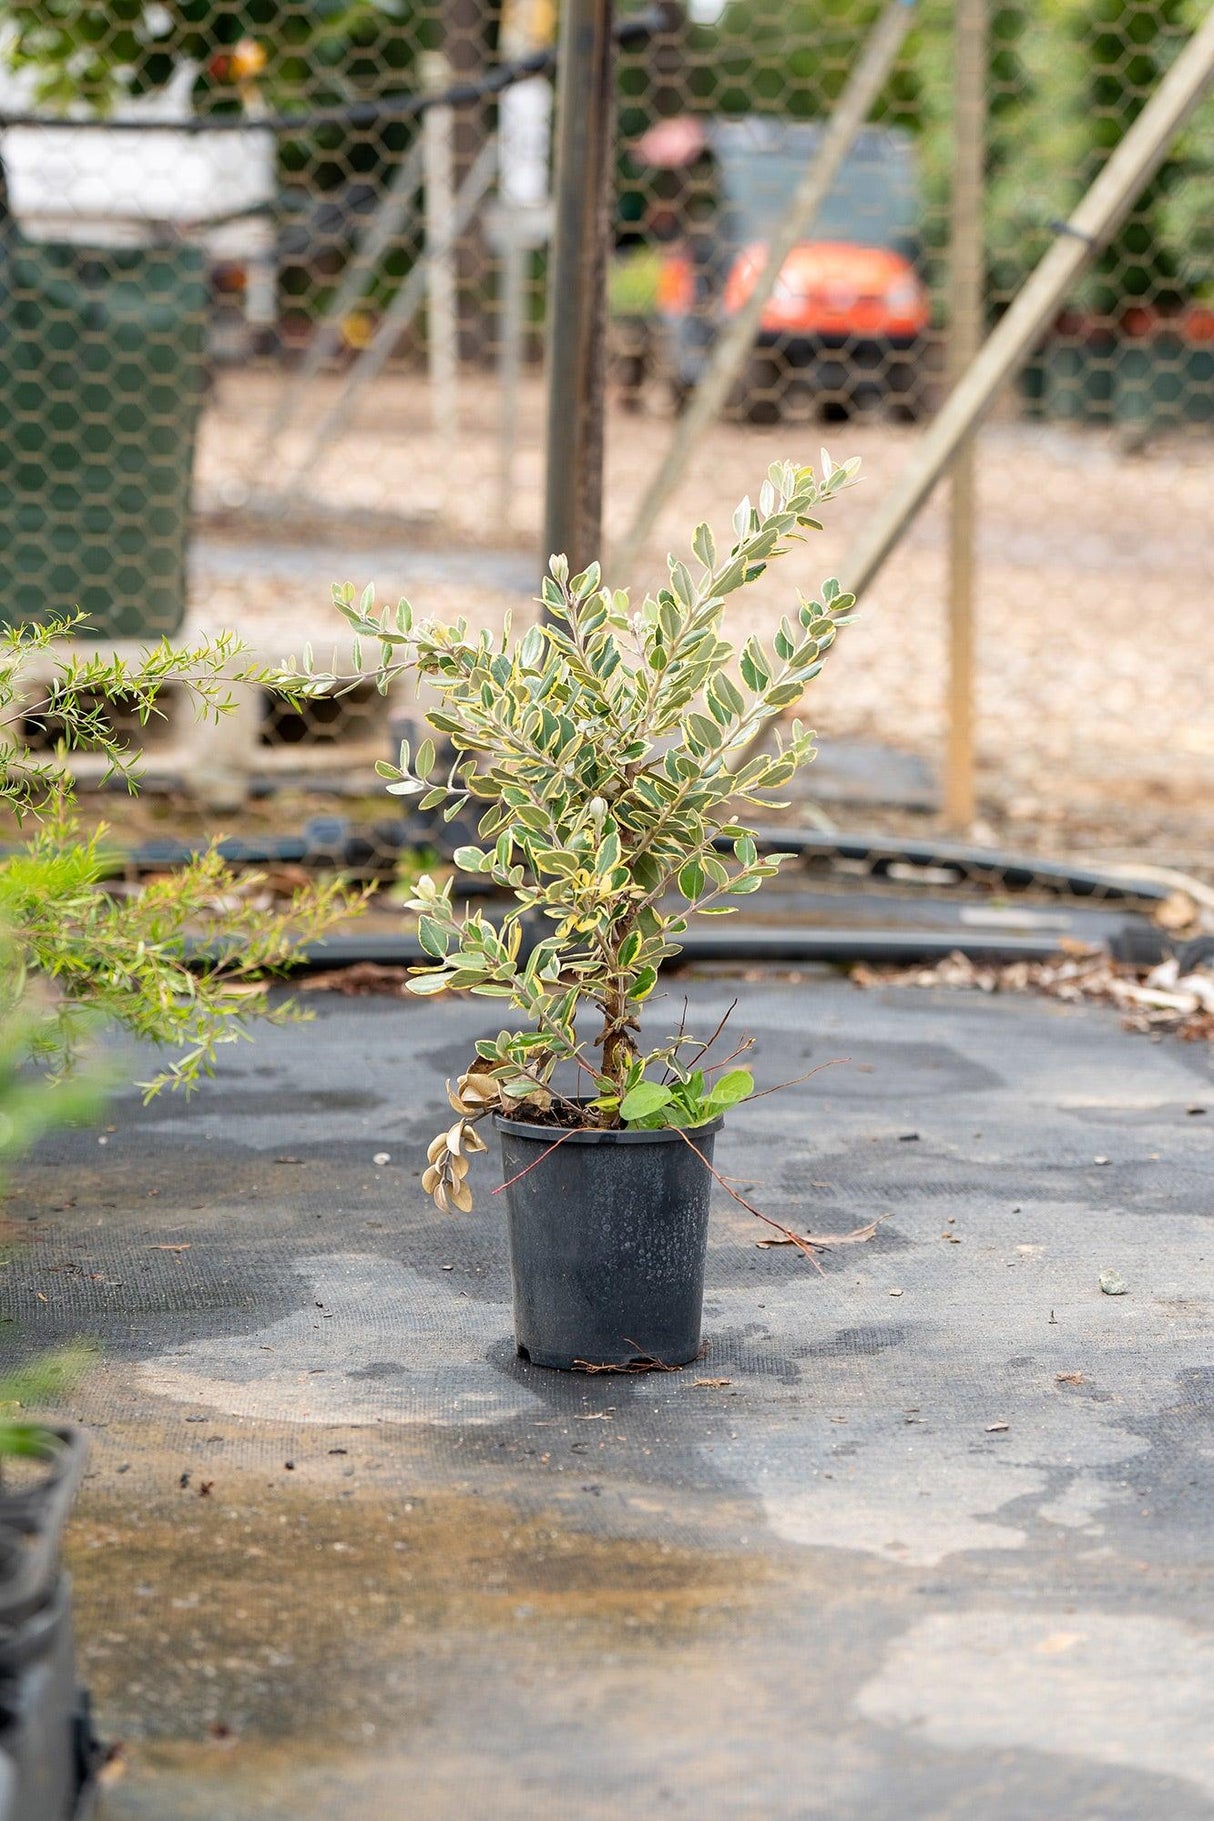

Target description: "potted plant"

left=0, top=995, right=105, bottom=1820
left=279, top=455, right=859, bottom=1369
left=0, top=1399, right=100, bottom=1821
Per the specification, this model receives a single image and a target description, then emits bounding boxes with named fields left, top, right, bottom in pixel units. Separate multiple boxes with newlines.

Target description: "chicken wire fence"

left=1, top=1, right=1212, bottom=856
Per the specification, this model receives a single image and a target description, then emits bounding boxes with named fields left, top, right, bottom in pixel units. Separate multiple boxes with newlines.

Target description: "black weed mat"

left=5, top=979, right=1213, bottom=1820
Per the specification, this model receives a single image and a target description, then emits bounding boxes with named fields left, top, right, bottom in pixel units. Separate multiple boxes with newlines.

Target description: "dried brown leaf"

left=756, top=1219, right=880, bottom=1250
left=1154, top=890, right=1200, bottom=933
left=299, top=962, right=410, bottom=996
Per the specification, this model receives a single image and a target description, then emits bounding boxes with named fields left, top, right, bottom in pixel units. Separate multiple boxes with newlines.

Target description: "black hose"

left=269, top=923, right=1122, bottom=976
left=730, top=827, right=1172, bottom=905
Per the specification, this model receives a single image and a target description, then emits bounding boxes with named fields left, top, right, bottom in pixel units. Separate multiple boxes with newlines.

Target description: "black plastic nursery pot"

left=0, top=1426, right=101, bottom=1821
left=495, top=1114, right=723, bottom=1371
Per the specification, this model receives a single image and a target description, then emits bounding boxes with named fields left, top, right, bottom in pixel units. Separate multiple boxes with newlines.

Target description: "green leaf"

left=678, top=861, right=704, bottom=901
left=705, top=1068, right=754, bottom=1113
left=406, top=972, right=452, bottom=996
left=620, top=1081, right=673, bottom=1122
left=685, top=713, right=719, bottom=752
left=740, top=640, right=770, bottom=693
left=630, top=965, right=659, bottom=1000
left=417, top=916, right=448, bottom=958
left=617, top=930, right=641, bottom=968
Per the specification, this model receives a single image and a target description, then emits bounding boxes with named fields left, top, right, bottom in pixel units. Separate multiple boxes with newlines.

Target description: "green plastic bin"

left=0, top=230, right=207, bottom=639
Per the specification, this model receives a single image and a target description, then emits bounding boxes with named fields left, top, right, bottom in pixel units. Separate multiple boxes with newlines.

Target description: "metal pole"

left=542, top=0, right=615, bottom=581
left=612, top=0, right=917, bottom=581
left=841, top=1, right=1214, bottom=600
left=423, top=51, right=461, bottom=442
left=944, top=0, right=986, bottom=830
left=495, top=0, right=556, bottom=534
left=497, top=225, right=526, bottom=530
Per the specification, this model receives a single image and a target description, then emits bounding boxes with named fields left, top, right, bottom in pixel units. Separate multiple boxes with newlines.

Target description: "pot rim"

left=493, top=1111, right=724, bottom=1145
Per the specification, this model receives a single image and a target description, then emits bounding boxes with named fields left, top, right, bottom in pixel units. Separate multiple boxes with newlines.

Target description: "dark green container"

left=0, top=230, right=207, bottom=639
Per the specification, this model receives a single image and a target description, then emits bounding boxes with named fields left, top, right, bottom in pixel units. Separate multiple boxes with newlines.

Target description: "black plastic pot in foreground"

left=496, top=1114, right=723, bottom=1372
left=0, top=1426, right=101, bottom=1820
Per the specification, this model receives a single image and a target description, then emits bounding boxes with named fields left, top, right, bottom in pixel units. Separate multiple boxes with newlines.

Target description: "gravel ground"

left=192, top=368, right=1214, bottom=864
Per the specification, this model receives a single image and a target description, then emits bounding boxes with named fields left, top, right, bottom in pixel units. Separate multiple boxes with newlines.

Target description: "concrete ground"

left=8, top=976, right=1214, bottom=1819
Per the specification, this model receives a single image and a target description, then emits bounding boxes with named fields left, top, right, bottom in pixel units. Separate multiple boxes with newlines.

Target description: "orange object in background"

left=656, top=251, right=696, bottom=316
left=629, top=118, right=931, bottom=419
left=721, top=240, right=930, bottom=342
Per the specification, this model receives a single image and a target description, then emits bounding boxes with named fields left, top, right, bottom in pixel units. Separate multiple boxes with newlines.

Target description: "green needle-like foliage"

left=0, top=614, right=361, bottom=1095
left=0, top=978, right=105, bottom=1461
left=277, top=455, right=860, bottom=1210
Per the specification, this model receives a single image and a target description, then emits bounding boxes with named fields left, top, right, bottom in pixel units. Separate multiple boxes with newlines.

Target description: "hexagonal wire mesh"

left=0, top=1, right=1211, bottom=864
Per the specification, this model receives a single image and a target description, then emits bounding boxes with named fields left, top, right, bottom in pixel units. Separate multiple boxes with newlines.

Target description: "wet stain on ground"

left=69, top=1453, right=768, bottom=1749
left=802, top=1324, right=910, bottom=1359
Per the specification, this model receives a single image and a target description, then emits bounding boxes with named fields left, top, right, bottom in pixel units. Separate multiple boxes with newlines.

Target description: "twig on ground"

left=674, top=1130, right=826, bottom=1272
left=573, top=1342, right=693, bottom=1374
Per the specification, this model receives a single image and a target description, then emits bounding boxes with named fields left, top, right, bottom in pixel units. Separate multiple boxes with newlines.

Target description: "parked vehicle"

left=633, top=114, right=931, bottom=422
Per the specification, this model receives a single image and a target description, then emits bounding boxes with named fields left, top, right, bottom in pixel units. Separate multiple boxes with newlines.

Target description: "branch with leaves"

left=274, top=454, right=861, bottom=1211
left=0, top=614, right=362, bottom=1094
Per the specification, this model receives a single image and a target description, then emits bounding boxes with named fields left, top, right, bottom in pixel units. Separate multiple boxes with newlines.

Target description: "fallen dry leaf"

left=692, top=1378, right=732, bottom=1389
left=756, top=1219, right=880, bottom=1250
left=98, top=1745, right=127, bottom=1786
left=986, top=1422, right=1010, bottom=1433
left=151, top=1243, right=191, bottom=1252
left=1154, top=890, right=1200, bottom=933
left=853, top=950, right=1214, bottom=1048
left=299, top=962, right=411, bottom=996
left=1055, top=1372, right=1087, bottom=1385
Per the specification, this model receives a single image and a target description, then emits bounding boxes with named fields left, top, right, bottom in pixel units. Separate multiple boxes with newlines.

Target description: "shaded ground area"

left=6, top=979, right=1214, bottom=1818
